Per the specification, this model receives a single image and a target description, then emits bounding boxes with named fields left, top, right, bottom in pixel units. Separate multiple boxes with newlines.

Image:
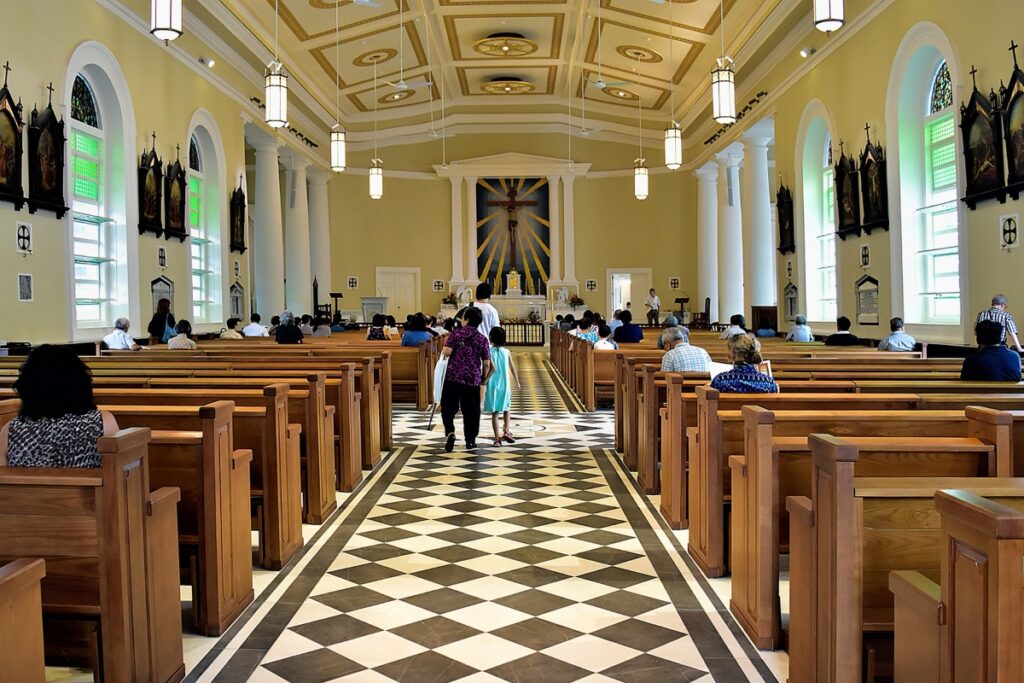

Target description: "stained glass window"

left=189, top=136, right=201, bottom=172
left=70, top=75, right=100, bottom=129
left=929, top=61, right=953, bottom=115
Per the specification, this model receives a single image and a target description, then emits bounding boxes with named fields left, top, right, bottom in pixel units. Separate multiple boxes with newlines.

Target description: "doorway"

left=375, top=267, right=421, bottom=319
left=606, top=268, right=652, bottom=318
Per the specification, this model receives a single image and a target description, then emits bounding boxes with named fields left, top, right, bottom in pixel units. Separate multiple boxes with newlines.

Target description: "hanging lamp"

left=711, top=0, right=736, bottom=125
left=634, top=76, right=648, bottom=201
left=265, top=0, right=288, bottom=128
left=369, top=61, right=383, bottom=199
left=329, top=0, right=346, bottom=171
left=150, top=0, right=182, bottom=42
left=663, top=2, right=682, bottom=170
left=813, top=0, right=845, bottom=33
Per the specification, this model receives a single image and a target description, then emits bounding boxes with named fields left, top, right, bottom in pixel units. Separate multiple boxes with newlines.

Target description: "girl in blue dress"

left=484, top=327, right=521, bottom=447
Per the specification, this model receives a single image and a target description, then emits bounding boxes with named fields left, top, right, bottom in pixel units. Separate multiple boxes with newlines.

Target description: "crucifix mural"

left=475, top=178, right=551, bottom=295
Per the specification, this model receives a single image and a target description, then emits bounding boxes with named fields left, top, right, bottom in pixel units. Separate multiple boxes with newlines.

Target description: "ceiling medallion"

left=378, top=90, right=414, bottom=103
left=353, top=48, right=397, bottom=67
left=481, top=77, right=534, bottom=95
left=616, top=45, right=663, bottom=63
left=473, top=33, right=539, bottom=58
left=604, top=87, right=639, bottom=101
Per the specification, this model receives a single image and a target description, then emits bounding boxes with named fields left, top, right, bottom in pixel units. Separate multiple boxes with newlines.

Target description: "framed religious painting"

left=163, top=154, right=187, bottom=241
left=1001, top=46, right=1024, bottom=200
left=833, top=144, right=861, bottom=240
left=27, top=91, right=68, bottom=218
left=137, top=140, right=163, bottom=236
left=960, top=81, right=1006, bottom=209
left=776, top=184, right=795, bottom=254
left=0, top=67, right=26, bottom=211
left=230, top=182, right=246, bottom=253
left=858, top=128, right=889, bottom=233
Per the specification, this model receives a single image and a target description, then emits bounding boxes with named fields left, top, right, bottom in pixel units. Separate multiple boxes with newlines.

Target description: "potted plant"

left=568, top=294, right=585, bottom=311
left=526, top=309, right=541, bottom=324
left=441, top=293, right=458, bottom=306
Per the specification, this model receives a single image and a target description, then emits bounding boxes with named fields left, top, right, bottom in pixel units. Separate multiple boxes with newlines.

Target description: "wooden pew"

left=890, top=490, right=1024, bottom=682
left=0, top=426, right=185, bottom=683
left=729, top=405, right=1011, bottom=649
left=786, top=435, right=1024, bottom=682
left=0, top=558, right=46, bottom=683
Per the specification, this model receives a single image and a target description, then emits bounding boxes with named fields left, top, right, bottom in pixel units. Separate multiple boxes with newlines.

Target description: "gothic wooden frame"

left=27, top=98, right=68, bottom=218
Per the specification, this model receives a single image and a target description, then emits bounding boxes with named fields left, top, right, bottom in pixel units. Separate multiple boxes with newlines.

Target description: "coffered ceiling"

left=197, top=0, right=789, bottom=141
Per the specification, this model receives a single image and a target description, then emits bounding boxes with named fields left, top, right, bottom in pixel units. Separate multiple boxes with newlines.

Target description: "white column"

left=307, top=170, right=332, bottom=299
left=449, top=176, right=465, bottom=284
left=561, top=175, right=577, bottom=284
left=695, top=163, right=719, bottom=322
left=465, top=176, right=478, bottom=283
left=716, top=150, right=744, bottom=323
left=284, top=157, right=312, bottom=314
left=253, top=141, right=285, bottom=317
left=547, top=175, right=562, bottom=284
left=741, top=135, right=775, bottom=316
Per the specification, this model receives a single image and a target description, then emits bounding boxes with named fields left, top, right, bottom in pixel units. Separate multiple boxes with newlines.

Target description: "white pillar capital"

left=252, top=140, right=282, bottom=155
left=694, top=163, right=719, bottom=183
left=283, top=155, right=312, bottom=172
left=307, top=169, right=331, bottom=185
left=741, top=135, right=773, bottom=150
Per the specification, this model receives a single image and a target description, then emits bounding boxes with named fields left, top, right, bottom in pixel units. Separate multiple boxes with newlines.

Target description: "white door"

left=376, top=269, right=420, bottom=318
left=607, top=268, right=653, bottom=318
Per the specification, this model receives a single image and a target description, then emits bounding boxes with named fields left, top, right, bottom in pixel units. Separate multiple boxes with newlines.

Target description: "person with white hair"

left=660, top=326, right=712, bottom=373
left=102, top=318, right=142, bottom=351
left=976, top=294, right=1023, bottom=352
left=785, top=314, right=814, bottom=342
left=275, top=310, right=304, bottom=345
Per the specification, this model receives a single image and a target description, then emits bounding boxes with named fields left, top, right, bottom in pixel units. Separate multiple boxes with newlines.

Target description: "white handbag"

left=433, top=355, right=448, bottom=405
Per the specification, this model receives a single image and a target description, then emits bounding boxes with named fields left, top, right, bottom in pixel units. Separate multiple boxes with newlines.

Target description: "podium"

left=360, top=297, right=389, bottom=322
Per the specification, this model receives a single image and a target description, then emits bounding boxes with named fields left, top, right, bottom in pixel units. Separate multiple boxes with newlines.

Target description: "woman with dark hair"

left=147, top=297, right=176, bottom=345
left=275, top=311, right=304, bottom=344
left=0, top=345, right=120, bottom=467
left=440, top=306, right=493, bottom=452
left=385, top=315, right=400, bottom=337
left=719, top=314, right=748, bottom=339
left=367, top=313, right=390, bottom=341
left=612, top=310, right=644, bottom=343
left=401, top=314, right=433, bottom=347
left=168, top=320, right=197, bottom=350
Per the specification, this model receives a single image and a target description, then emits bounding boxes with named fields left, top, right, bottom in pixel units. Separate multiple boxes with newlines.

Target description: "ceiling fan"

left=382, top=0, right=432, bottom=91
left=585, top=0, right=628, bottom=90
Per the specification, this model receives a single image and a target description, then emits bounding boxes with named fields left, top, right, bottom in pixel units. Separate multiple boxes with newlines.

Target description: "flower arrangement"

left=568, top=294, right=585, bottom=310
left=441, top=293, right=458, bottom=306
left=526, top=309, right=542, bottom=324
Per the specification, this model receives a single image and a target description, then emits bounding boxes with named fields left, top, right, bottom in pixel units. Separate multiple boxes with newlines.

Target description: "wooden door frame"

left=375, top=267, right=422, bottom=316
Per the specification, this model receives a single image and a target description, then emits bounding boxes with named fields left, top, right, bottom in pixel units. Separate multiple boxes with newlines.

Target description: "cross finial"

left=839, top=139, right=846, bottom=157
left=175, top=143, right=180, bottom=160
left=46, top=82, right=54, bottom=105
left=1011, top=41, right=1020, bottom=68
left=1, top=61, right=10, bottom=88
left=970, top=65, right=978, bottom=90
left=864, top=122, right=871, bottom=143
left=151, top=131, right=157, bottom=150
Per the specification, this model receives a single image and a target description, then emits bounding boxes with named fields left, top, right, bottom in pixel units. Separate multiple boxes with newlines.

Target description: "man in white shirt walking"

left=473, top=282, right=501, bottom=339
left=645, top=289, right=661, bottom=326
left=242, top=313, right=269, bottom=337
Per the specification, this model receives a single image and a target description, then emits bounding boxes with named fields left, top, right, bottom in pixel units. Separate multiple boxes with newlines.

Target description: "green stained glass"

left=71, top=75, right=99, bottom=128
left=929, top=61, right=953, bottom=115
left=189, top=137, right=201, bottom=172
left=71, top=129, right=102, bottom=158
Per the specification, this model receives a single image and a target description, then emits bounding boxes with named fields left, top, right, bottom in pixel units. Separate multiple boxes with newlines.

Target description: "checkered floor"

left=189, top=352, right=774, bottom=682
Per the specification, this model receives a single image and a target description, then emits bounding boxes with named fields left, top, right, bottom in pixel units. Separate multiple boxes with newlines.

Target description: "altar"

left=491, top=293, right=546, bottom=321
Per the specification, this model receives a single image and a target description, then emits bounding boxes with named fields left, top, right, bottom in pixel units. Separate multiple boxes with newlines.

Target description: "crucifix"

left=864, top=122, right=872, bottom=143
left=486, top=184, right=537, bottom=273
left=46, top=82, right=54, bottom=106
left=970, top=65, right=978, bottom=91
left=1011, top=41, right=1020, bottom=69
left=1, top=61, right=10, bottom=88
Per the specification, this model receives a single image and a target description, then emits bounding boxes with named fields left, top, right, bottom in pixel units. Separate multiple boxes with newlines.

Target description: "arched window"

left=929, top=62, right=953, bottom=115
left=799, top=110, right=838, bottom=323
left=187, top=120, right=225, bottom=325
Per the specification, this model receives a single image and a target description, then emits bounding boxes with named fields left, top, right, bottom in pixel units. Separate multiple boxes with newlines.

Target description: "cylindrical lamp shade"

left=711, top=57, right=736, bottom=125
left=813, top=0, right=844, bottom=32
left=330, top=128, right=346, bottom=172
left=664, top=125, right=682, bottom=170
left=265, top=64, right=288, bottom=129
left=634, top=163, right=649, bottom=201
left=150, top=0, right=182, bottom=41
left=369, top=164, right=383, bottom=200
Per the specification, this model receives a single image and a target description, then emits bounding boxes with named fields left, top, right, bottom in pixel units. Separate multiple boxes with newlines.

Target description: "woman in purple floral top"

left=441, top=307, right=494, bottom=451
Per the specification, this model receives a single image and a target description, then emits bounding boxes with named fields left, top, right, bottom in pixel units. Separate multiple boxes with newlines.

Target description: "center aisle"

left=189, top=352, right=775, bottom=682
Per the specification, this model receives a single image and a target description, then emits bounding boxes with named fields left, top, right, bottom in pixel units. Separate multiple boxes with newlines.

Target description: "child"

left=484, top=327, right=521, bottom=447
left=594, top=323, right=618, bottom=350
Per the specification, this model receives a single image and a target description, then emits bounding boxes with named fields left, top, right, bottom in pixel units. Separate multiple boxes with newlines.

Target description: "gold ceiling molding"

left=309, top=20, right=428, bottom=90
left=438, top=0, right=566, bottom=5
left=603, top=86, right=637, bottom=101
left=347, top=76, right=440, bottom=112
left=472, top=34, right=540, bottom=58
left=262, top=0, right=406, bottom=42
left=481, top=78, right=534, bottom=94
left=584, top=16, right=699, bottom=86
left=616, top=45, right=662, bottom=63
left=576, top=67, right=671, bottom=110
left=378, top=89, right=415, bottom=102
left=353, top=48, right=398, bottom=66
left=444, top=13, right=564, bottom=61
left=456, top=65, right=556, bottom=96
left=600, top=0, right=734, bottom=36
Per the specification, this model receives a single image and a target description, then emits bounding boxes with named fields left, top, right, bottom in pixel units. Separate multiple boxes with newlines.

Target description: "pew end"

left=889, top=570, right=943, bottom=682
left=0, top=558, right=47, bottom=683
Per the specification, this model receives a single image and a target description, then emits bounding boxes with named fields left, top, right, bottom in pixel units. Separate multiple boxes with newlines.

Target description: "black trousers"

left=441, top=380, right=482, bottom=444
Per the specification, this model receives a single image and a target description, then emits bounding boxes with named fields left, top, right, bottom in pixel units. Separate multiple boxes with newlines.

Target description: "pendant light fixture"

left=663, top=1, right=682, bottom=170
left=711, top=0, right=736, bottom=125
left=265, top=0, right=288, bottom=128
left=369, top=61, right=383, bottom=200
left=634, top=76, right=648, bottom=201
left=813, top=0, right=845, bottom=33
left=330, top=0, right=346, bottom=171
left=150, top=0, right=182, bottom=42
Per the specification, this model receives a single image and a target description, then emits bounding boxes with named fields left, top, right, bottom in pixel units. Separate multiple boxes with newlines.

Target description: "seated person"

left=330, top=313, right=346, bottom=333
left=755, top=319, right=777, bottom=338
left=298, top=315, right=314, bottom=336
left=103, top=317, right=142, bottom=351
left=275, top=311, right=304, bottom=345
left=572, top=316, right=599, bottom=344
left=824, top=316, right=861, bottom=346
left=366, top=313, right=391, bottom=341
left=267, top=315, right=281, bottom=336
left=785, top=314, right=814, bottom=342
left=718, top=314, right=747, bottom=339
left=552, top=314, right=564, bottom=331
left=594, top=324, right=618, bottom=350
left=657, top=316, right=684, bottom=350
left=877, top=317, right=917, bottom=351
left=242, top=313, right=269, bottom=337
left=608, top=310, right=623, bottom=333
left=220, top=317, right=243, bottom=339
left=168, top=320, right=197, bottom=350
left=385, top=315, right=400, bottom=337
left=401, top=314, right=433, bottom=347
left=710, top=334, right=779, bottom=393
left=0, top=345, right=120, bottom=467
left=961, top=320, right=1022, bottom=381
left=312, top=318, right=333, bottom=338
left=559, top=314, right=576, bottom=332
left=612, top=310, right=644, bottom=344
left=661, top=327, right=712, bottom=373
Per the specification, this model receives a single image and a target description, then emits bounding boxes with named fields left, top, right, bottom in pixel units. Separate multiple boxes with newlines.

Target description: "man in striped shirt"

left=661, top=327, right=712, bottom=373
left=976, top=294, right=1023, bottom=352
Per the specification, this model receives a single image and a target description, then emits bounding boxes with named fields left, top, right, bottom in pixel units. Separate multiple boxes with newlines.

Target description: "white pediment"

left=433, top=152, right=589, bottom=178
